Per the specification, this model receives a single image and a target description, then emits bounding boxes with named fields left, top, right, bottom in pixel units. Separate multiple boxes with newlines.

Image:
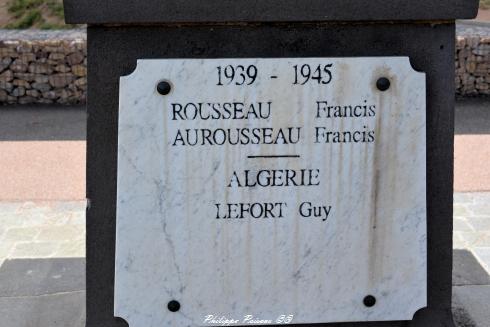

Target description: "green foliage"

left=39, top=21, right=71, bottom=29
left=6, top=0, right=66, bottom=29
left=6, top=9, right=42, bottom=29
left=8, top=0, right=44, bottom=18
left=46, top=1, right=64, bottom=19
left=481, top=0, right=490, bottom=9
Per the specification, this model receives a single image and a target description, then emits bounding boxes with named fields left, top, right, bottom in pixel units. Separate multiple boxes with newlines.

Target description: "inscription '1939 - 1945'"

left=216, top=64, right=333, bottom=85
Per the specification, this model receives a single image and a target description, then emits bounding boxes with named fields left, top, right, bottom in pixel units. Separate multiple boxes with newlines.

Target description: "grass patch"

left=6, top=9, right=42, bottom=28
left=481, top=0, right=490, bottom=9
left=8, top=0, right=44, bottom=18
left=46, top=1, right=64, bottom=18
left=6, top=0, right=66, bottom=29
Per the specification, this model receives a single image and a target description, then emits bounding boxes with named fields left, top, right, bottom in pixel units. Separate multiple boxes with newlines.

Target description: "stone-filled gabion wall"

left=456, top=35, right=490, bottom=96
left=0, top=30, right=86, bottom=105
left=0, top=27, right=489, bottom=104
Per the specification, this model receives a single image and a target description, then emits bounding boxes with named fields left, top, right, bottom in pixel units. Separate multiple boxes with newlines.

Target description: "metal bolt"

left=376, top=77, right=390, bottom=91
left=157, top=81, right=172, bottom=95
left=167, top=300, right=180, bottom=312
left=363, top=295, right=376, bottom=307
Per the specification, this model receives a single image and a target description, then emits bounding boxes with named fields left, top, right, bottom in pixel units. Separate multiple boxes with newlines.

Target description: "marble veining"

left=115, top=57, right=427, bottom=327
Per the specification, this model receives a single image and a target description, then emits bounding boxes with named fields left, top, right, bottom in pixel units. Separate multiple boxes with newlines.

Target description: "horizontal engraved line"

left=247, top=155, right=301, bottom=159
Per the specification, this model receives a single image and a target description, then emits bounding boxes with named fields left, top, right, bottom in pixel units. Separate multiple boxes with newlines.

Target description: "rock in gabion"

left=455, top=22, right=490, bottom=97
left=0, top=27, right=489, bottom=104
left=0, top=29, right=87, bottom=105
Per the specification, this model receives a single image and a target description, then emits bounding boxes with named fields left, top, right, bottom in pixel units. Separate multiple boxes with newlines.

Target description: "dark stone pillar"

left=63, top=1, right=479, bottom=326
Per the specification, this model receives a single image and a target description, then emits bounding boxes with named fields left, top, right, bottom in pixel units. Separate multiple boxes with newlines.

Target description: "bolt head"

left=363, top=295, right=376, bottom=307
left=168, top=300, right=180, bottom=312
left=157, top=81, right=172, bottom=95
left=376, top=77, right=390, bottom=91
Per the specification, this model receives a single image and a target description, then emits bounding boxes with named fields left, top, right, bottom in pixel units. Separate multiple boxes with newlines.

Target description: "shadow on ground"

left=0, top=251, right=487, bottom=327
left=455, top=98, right=490, bottom=135
left=452, top=249, right=490, bottom=327
left=0, top=106, right=86, bottom=141
left=0, top=258, right=85, bottom=327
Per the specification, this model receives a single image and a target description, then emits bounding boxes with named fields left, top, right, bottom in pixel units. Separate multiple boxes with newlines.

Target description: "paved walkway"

left=0, top=98, right=489, bottom=326
left=0, top=201, right=86, bottom=327
left=0, top=107, right=87, bottom=326
left=455, top=99, right=490, bottom=192
left=0, top=194, right=488, bottom=327
left=453, top=193, right=490, bottom=327
left=0, top=201, right=85, bottom=267
left=454, top=193, right=490, bottom=266
left=0, top=107, right=85, bottom=200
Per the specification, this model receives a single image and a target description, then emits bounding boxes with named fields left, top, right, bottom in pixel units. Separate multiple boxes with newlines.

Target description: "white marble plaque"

left=115, top=57, right=427, bottom=327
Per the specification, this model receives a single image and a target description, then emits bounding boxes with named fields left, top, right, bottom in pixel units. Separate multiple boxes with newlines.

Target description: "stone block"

left=55, top=89, right=74, bottom=103
left=61, top=41, right=76, bottom=54
left=72, top=65, right=86, bottom=77
left=55, top=64, right=71, bottom=73
left=453, top=217, right=473, bottom=232
left=456, top=36, right=466, bottom=47
left=35, top=50, right=49, bottom=59
left=0, top=48, right=18, bottom=58
left=74, top=77, right=87, bottom=87
left=4, top=227, right=39, bottom=242
left=42, top=47, right=59, bottom=53
left=13, top=73, right=36, bottom=82
left=16, top=42, right=32, bottom=53
left=0, top=81, right=14, bottom=92
left=473, top=49, right=490, bottom=56
left=72, top=89, right=84, bottom=98
left=32, top=82, right=51, bottom=92
left=1, top=40, right=19, bottom=48
left=12, top=79, right=30, bottom=88
left=48, top=52, right=66, bottom=61
left=68, top=83, right=77, bottom=92
left=18, top=96, right=36, bottom=104
left=34, top=74, right=49, bottom=83
left=468, top=36, right=480, bottom=48
left=25, top=89, right=39, bottom=97
left=67, top=51, right=84, bottom=65
left=10, top=59, right=28, bottom=73
left=11, top=87, right=25, bottom=97
left=28, top=63, right=53, bottom=74
left=37, top=98, right=54, bottom=104
left=42, top=90, right=57, bottom=99
left=37, top=226, right=84, bottom=242
left=0, top=89, right=7, bottom=102
left=11, top=242, right=59, bottom=258
left=48, top=73, right=75, bottom=88
left=0, top=57, right=12, bottom=72
left=57, top=239, right=85, bottom=257
left=73, top=39, right=85, bottom=51
left=18, top=53, right=35, bottom=64
left=44, top=39, right=62, bottom=47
